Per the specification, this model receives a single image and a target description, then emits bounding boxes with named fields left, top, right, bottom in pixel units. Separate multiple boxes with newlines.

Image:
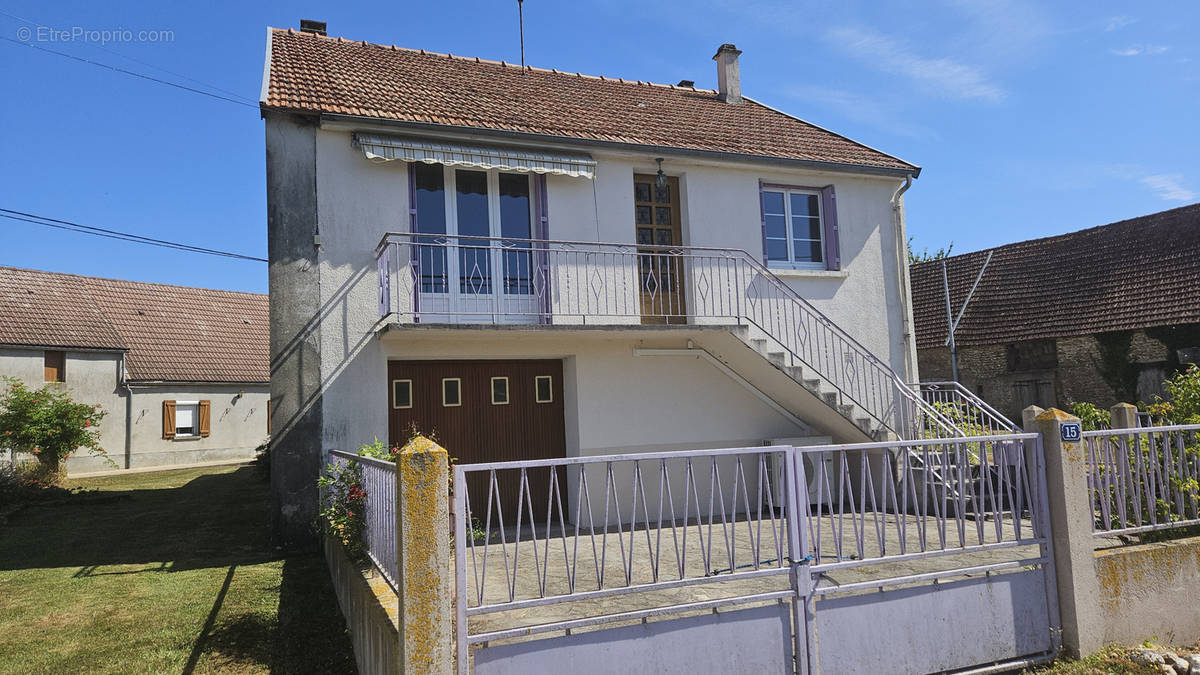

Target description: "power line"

left=0, top=35, right=258, bottom=109
left=0, top=9, right=255, bottom=103
left=0, top=208, right=267, bottom=262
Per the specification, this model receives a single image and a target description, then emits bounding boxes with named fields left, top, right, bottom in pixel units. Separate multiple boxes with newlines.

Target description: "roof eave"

left=298, top=110, right=920, bottom=179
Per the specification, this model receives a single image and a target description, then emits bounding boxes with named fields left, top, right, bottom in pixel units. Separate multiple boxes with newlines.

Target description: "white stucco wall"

left=306, top=124, right=914, bottom=456
left=126, top=386, right=270, bottom=469
left=0, top=347, right=269, bottom=474
left=0, top=348, right=126, bottom=473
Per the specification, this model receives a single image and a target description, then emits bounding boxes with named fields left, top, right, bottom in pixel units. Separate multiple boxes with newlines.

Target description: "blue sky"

left=1, top=1, right=1196, bottom=293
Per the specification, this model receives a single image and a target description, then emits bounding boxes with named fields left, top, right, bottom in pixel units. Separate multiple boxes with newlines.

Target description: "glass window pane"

left=443, top=379, right=461, bottom=406
left=412, top=165, right=449, bottom=293
left=535, top=376, right=553, bottom=403
left=491, top=377, right=509, bottom=405
left=655, top=229, right=674, bottom=246
left=636, top=205, right=652, bottom=225
left=762, top=191, right=785, bottom=216
left=792, top=239, right=824, bottom=263
left=499, top=173, right=531, bottom=240
left=790, top=193, right=820, bottom=219
left=635, top=182, right=651, bottom=203
left=654, top=183, right=671, bottom=204
left=764, top=214, right=787, bottom=240
left=793, top=216, right=822, bottom=241
left=455, top=170, right=489, bottom=238
left=393, top=380, right=412, bottom=408
left=766, top=239, right=788, bottom=261
left=655, top=207, right=672, bottom=226
left=637, top=228, right=653, bottom=245
left=456, top=170, right=491, bottom=294
left=413, top=164, right=446, bottom=235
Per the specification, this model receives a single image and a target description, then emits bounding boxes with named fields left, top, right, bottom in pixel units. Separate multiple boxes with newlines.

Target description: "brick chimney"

left=299, top=19, right=327, bottom=36
left=712, top=43, right=743, bottom=104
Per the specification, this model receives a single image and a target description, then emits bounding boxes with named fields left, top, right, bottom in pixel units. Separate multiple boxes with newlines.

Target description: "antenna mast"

left=518, top=0, right=526, bottom=71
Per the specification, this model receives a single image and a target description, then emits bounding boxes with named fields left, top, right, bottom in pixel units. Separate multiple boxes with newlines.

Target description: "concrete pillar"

left=1110, top=402, right=1138, bottom=430
left=396, top=436, right=452, bottom=674
left=1035, top=408, right=1102, bottom=658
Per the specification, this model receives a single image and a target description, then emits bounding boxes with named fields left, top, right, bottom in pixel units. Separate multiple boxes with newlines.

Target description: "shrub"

left=0, top=378, right=110, bottom=483
left=251, top=438, right=271, bottom=481
left=1146, top=365, right=1200, bottom=425
left=316, top=459, right=366, bottom=560
left=1069, top=402, right=1110, bottom=431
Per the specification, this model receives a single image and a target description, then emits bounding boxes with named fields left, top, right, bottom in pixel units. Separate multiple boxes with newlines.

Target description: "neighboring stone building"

left=911, top=203, right=1200, bottom=420
left=0, top=266, right=270, bottom=474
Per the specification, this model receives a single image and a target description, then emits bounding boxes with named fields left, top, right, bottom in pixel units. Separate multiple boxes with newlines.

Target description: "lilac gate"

left=452, top=433, right=1060, bottom=674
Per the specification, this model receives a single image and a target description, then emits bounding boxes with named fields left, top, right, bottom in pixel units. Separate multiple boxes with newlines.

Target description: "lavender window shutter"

left=820, top=185, right=841, bottom=271
left=408, top=163, right=420, bottom=318
left=533, top=174, right=552, bottom=323
left=758, top=180, right=769, bottom=265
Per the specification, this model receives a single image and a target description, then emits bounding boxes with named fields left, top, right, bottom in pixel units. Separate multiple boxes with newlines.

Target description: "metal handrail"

left=914, top=381, right=1019, bottom=433
left=375, top=232, right=962, bottom=439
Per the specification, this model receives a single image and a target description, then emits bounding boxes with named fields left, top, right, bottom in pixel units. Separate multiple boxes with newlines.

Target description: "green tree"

left=907, top=236, right=954, bottom=265
left=0, top=377, right=109, bottom=482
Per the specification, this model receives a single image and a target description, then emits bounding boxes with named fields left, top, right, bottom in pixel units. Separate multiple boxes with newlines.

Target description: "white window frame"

left=762, top=187, right=824, bottom=270
left=490, top=377, right=510, bottom=405
left=174, top=400, right=200, bottom=438
left=392, top=379, right=413, bottom=409
left=442, top=378, right=463, bottom=407
left=534, top=375, right=553, bottom=404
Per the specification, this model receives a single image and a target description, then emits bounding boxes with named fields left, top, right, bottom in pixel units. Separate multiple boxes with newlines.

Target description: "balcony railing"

left=375, top=233, right=960, bottom=440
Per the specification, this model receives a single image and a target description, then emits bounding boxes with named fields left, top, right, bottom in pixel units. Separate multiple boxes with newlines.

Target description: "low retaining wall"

left=1095, top=535, right=1200, bottom=646
left=324, top=537, right=399, bottom=674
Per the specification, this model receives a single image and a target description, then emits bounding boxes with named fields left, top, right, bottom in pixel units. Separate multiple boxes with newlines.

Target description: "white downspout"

left=891, top=175, right=916, bottom=383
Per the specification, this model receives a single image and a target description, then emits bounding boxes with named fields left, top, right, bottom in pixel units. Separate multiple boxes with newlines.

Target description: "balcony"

left=373, top=233, right=958, bottom=442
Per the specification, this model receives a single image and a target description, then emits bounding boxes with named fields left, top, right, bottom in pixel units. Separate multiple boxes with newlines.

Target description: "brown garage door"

left=388, top=359, right=566, bottom=524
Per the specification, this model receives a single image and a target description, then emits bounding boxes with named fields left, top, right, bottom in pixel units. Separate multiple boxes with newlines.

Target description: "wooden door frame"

left=633, top=174, right=686, bottom=324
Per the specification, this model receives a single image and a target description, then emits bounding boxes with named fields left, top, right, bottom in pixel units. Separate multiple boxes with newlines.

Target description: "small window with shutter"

left=166, top=400, right=211, bottom=438
left=44, top=350, right=65, bottom=382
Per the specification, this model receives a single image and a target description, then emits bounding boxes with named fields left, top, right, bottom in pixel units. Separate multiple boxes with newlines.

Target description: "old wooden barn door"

left=387, top=359, right=566, bottom=521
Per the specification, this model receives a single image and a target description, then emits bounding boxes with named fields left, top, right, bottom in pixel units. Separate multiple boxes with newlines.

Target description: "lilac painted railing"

left=330, top=450, right=398, bottom=591
left=915, top=381, right=1019, bottom=433
left=451, top=434, right=1051, bottom=653
left=1084, top=424, right=1200, bottom=537
left=376, top=233, right=961, bottom=441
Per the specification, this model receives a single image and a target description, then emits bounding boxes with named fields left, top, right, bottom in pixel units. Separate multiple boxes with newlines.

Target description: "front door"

left=387, top=359, right=566, bottom=519
left=634, top=175, right=686, bottom=324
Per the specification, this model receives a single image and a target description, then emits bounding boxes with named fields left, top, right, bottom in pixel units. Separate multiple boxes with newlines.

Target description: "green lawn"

left=0, top=464, right=356, bottom=674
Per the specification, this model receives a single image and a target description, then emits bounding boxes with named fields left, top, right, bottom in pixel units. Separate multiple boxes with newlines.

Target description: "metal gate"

left=452, top=433, right=1059, bottom=674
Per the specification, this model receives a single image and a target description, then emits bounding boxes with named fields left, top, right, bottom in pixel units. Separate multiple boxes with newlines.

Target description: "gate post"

left=1109, top=402, right=1138, bottom=430
left=1035, top=408, right=1102, bottom=658
left=396, top=436, right=453, bottom=674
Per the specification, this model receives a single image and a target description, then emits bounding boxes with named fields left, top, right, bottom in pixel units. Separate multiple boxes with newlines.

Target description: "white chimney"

left=713, top=43, right=743, bottom=104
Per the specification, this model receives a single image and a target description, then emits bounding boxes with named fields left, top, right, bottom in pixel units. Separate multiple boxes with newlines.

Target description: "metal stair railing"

left=375, top=233, right=964, bottom=441
left=913, top=381, right=1019, bottom=433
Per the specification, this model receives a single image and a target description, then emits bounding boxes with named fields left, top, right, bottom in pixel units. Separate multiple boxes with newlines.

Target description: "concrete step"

left=822, top=391, right=839, bottom=407
left=765, top=351, right=786, bottom=367
left=837, top=403, right=855, bottom=418
left=785, top=365, right=805, bottom=380
left=802, top=379, right=821, bottom=392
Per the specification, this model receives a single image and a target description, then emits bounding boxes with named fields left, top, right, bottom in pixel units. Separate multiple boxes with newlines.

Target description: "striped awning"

left=355, top=134, right=596, bottom=179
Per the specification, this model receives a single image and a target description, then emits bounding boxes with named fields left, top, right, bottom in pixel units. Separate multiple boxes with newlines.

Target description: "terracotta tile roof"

left=261, top=28, right=918, bottom=175
left=0, top=267, right=268, bottom=383
left=910, top=203, right=1200, bottom=350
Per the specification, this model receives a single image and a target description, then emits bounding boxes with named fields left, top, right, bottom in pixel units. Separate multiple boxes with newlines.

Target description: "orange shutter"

left=163, top=401, right=176, bottom=439
left=198, top=400, right=211, bottom=438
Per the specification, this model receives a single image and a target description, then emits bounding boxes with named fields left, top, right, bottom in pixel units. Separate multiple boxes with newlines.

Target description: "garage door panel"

left=388, top=360, right=566, bottom=520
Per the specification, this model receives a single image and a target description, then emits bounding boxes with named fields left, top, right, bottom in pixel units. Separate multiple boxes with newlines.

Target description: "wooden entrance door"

left=634, top=175, right=687, bottom=324
left=387, top=359, right=566, bottom=522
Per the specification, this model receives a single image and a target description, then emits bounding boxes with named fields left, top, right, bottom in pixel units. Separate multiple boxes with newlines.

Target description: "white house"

left=260, top=23, right=943, bottom=543
left=0, top=266, right=270, bottom=474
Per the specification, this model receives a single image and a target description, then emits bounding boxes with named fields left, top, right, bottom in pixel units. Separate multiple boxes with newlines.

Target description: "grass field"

left=0, top=463, right=356, bottom=674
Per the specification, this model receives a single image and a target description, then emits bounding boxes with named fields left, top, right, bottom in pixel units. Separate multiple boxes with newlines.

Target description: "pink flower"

left=84, top=420, right=91, bottom=428
left=32, top=448, right=40, bottom=455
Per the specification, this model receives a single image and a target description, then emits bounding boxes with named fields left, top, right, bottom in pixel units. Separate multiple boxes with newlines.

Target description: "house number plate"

left=1061, top=423, right=1081, bottom=442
